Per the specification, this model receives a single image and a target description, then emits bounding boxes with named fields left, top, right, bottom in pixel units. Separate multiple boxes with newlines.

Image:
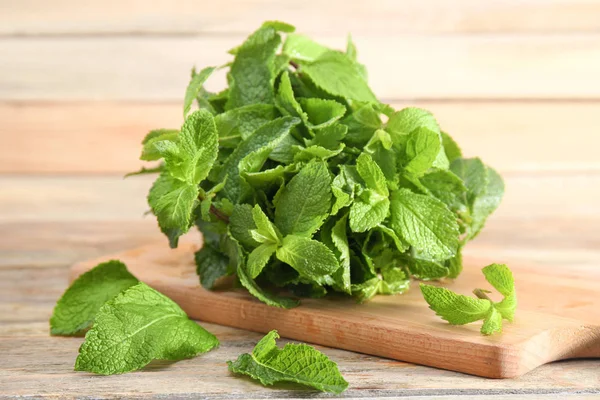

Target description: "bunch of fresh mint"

left=136, top=21, right=504, bottom=307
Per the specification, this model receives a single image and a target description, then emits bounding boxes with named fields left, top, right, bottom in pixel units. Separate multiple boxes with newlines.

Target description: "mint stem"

left=473, top=288, right=492, bottom=301
left=198, top=194, right=230, bottom=223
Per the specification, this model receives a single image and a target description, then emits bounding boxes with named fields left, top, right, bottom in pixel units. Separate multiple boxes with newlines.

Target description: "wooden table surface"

left=2, top=1, right=600, bottom=398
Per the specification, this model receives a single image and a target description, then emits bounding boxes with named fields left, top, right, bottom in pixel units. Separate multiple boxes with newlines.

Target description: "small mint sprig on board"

left=228, top=330, right=348, bottom=393
left=420, top=264, right=517, bottom=335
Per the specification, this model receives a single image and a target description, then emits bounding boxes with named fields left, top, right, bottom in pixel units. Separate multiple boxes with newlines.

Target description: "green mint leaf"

left=445, top=247, right=463, bottom=279
left=184, top=66, right=215, bottom=117
left=481, top=307, right=503, bottom=335
left=215, top=103, right=277, bottom=147
left=408, top=258, right=449, bottom=280
left=420, top=284, right=492, bottom=325
left=298, top=98, right=346, bottom=130
left=309, top=122, right=348, bottom=149
left=441, top=131, right=462, bottom=163
left=349, top=191, right=389, bottom=233
left=403, top=127, right=442, bottom=176
left=390, top=189, right=459, bottom=261
left=450, top=158, right=504, bottom=239
left=75, top=283, right=219, bottom=375
left=261, top=20, right=295, bottom=32
left=330, top=214, right=352, bottom=294
left=450, top=158, right=488, bottom=205
left=235, top=242, right=299, bottom=309
left=470, top=166, right=505, bottom=239
left=283, top=34, right=329, bottom=62
left=50, top=260, right=138, bottom=336
left=482, top=263, right=517, bottom=321
left=242, top=164, right=295, bottom=191
left=247, top=243, right=278, bottom=279
left=195, top=244, right=231, bottom=289
left=251, top=205, right=281, bottom=244
left=346, top=34, right=358, bottom=61
left=356, top=152, right=388, bottom=196
left=292, top=143, right=345, bottom=163
left=349, top=153, right=390, bottom=232
left=229, top=204, right=260, bottom=249
left=276, top=235, right=339, bottom=284
left=220, top=117, right=300, bottom=202
left=331, top=172, right=353, bottom=215
left=342, top=102, right=382, bottom=146
left=365, top=129, right=397, bottom=182
left=227, top=330, right=348, bottom=394
left=380, top=264, right=410, bottom=295
left=274, top=160, right=332, bottom=237
left=148, top=172, right=199, bottom=248
left=420, top=169, right=467, bottom=211
left=275, top=71, right=306, bottom=120
left=226, top=24, right=287, bottom=109
left=387, top=107, right=440, bottom=137
left=140, top=129, right=179, bottom=161
left=351, top=278, right=381, bottom=303
left=299, top=51, right=377, bottom=103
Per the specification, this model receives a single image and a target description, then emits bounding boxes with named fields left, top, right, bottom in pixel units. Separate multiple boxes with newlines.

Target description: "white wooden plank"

left=2, top=0, right=600, bottom=35
left=2, top=35, right=600, bottom=100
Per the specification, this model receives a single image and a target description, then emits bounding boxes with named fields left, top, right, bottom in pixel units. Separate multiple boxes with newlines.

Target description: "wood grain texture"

left=0, top=212, right=598, bottom=396
left=2, top=0, right=600, bottom=35
left=4, top=35, right=600, bottom=100
left=69, top=241, right=600, bottom=378
left=3, top=101, right=600, bottom=174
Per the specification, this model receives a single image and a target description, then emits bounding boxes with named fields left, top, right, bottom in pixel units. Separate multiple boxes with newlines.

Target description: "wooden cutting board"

left=71, top=239, right=599, bottom=379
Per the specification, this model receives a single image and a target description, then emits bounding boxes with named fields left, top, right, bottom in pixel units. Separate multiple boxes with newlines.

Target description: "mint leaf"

left=481, top=307, right=503, bottom=335
left=140, top=129, right=179, bottom=161
left=420, top=169, right=467, bottom=211
left=251, top=205, right=281, bottom=244
left=148, top=173, right=199, bottom=247
left=228, top=330, right=348, bottom=393
left=195, top=244, right=230, bottom=289
left=349, top=153, right=390, bottom=232
left=220, top=117, right=300, bottom=202
left=390, top=189, right=459, bottom=260
left=470, top=166, right=504, bottom=238
left=235, top=239, right=299, bottom=309
left=420, top=284, right=492, bottom=325
left=482, top=263, right=517, bottom=321
left=226, top=25, right=283, bottom=109
left=147, top=110, right=218, bottom=247
left=229, top=204, right=260, bottom=249
left=75, top=283, right=218, bottom=375
left=215, top=103, right=277, bottom=147
left=441, top=131, right=462, bottom=163
left=276, top=235, right=339, bottom=284
left=50, top=260, right=138, bottom=336
left=403, top=127, right=441, bottom=176
left=184, top=67, right=215, bottom=117
left=329, top=214, right=351, bottom=294
left=275, top=71, right=306, bottom=119
left=298, top=98, right=346, bottom=130
left=283, top=34, right=329, bottom=62
left=408, top=258, right=449, bottom=280
left=275, top=160, right=332, bottom=237
left=421, top=263, right=516, bottom=335
left=247, top=243, right=278, bottom=279
left=299, top=51, right=377, bottom=103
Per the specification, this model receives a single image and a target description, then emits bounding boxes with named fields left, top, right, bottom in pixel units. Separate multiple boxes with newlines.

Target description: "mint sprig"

left=420, top=264, right=517, bottom=335
left=134, top=20, right=505, bottom=306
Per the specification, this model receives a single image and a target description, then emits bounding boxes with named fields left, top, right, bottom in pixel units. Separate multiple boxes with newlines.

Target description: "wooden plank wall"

left=1, top=0, right=600, bottom=175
